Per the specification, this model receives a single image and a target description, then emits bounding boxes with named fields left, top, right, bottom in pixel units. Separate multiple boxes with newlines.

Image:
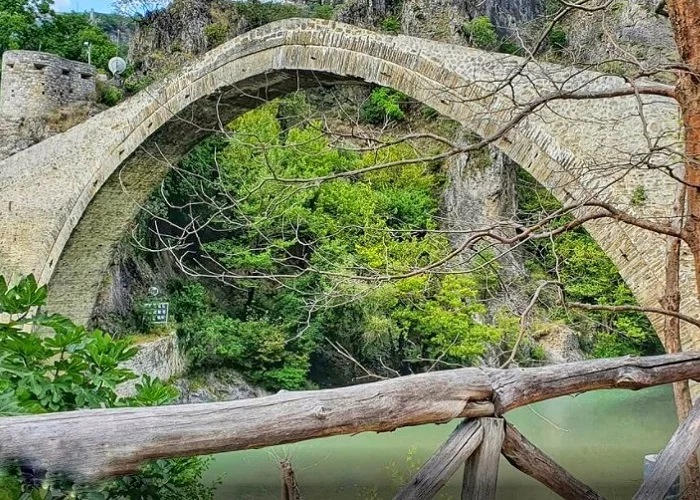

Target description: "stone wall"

left=116, top=332, right=185, bottom=397
left=0, top=51, right=96, bottom=120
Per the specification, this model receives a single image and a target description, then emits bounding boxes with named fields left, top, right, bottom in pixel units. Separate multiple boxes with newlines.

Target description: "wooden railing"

left=2, top=353, right=700, bottom=499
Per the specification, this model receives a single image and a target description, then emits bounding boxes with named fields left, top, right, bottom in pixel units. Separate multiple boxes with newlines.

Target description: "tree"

left=0, top=0, right=52, bottom=54
left=38, top=13, right=118, bottom=69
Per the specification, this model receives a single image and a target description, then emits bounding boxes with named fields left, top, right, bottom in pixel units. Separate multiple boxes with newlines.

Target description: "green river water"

left=206, top=385, right=677, bottom=499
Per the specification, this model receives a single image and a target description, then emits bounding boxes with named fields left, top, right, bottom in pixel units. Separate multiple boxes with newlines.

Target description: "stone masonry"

left=0, top=20, right=693, bottom=379
left=0, top=51, right=96, bottom=120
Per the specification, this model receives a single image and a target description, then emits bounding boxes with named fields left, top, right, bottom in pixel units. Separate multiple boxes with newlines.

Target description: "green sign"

left=145, top=302, right=169, bottom=324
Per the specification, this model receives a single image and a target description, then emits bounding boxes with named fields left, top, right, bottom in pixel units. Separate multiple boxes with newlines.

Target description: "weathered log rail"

left=2, top=353, right=700, bottom=498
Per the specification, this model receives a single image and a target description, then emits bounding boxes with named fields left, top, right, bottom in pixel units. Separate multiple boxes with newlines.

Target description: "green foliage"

left=41, top=13, right=117, bottom=69
left=0, top=275, right=215, bottom=499
left=0, top=3, right=118, bottom=69
left=306, top=2, right=335, bottom=19
left=147, top=96, right=520, bottom=384
left=233, top=0, right=303, bottom=29
left=0, top=275, right=138, bottom=413
left=124, top=73, right=155, bottom=93
left=461, top=16, right=498, bottom=50
left=204, top=21, right=228, bottom=48
left=0, top=0, right=52, bottom=54
left=420, top=105, right=439, bottom=120
left=361, top=87, right=408, bottom=124
left=548, top=25, right=568, bottom=51
left=96, top=81, right=124, bottom=107
left=517, top=171, right=662, bottom=357
left=630, top=185, right=647, bottom=206
left=498, top=38, right=522, bottom=55
left=381, top=15, right=402, bottom=34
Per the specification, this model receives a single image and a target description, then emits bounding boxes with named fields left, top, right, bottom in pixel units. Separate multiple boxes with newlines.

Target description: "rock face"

left=339, top=0, right=544, bottom=41
left=174, top=367, right=268, bottom=404
left=533, top=324, right=585, bottom=364
left=442, top=140, right=527, bottom=312
left=128, top=0, right=214, bottom=74
left=117, top=332, right=186, bottom=397
left=469, top=0, right=544, bottom=37
left=564, top=0, right=677, bottom=74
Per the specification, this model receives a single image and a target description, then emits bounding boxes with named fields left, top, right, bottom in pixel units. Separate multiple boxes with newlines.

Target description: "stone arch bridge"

left=0, top=19, right=694, bottom=350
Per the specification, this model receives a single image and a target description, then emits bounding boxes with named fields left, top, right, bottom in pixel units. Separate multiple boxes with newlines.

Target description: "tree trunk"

left=668, top=0, right=700, bottom=297
left=662, top=184, right=700, bottom=500
left=664, top=2, right=700, bottom=496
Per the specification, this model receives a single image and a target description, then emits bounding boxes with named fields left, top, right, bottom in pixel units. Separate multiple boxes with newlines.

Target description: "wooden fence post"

left=394, top=419, right=483, bottom=500
left=280, top=459, right=302, bottom=500
left=461, top=417, right=505, bottom=500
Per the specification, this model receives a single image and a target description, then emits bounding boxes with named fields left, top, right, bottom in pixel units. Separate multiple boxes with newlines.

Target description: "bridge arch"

left=0, top=19, right=694, bottom=349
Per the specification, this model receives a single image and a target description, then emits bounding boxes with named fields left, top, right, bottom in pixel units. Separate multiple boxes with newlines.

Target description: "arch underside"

left=0, top=19, right=694, bottom=359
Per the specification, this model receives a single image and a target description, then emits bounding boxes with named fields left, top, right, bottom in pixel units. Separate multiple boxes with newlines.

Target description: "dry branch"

left=501, top=422, right=604, bottom=500
left=2, top=353, right=700, bottom=483
left=394, top=419, right=483, bottom=500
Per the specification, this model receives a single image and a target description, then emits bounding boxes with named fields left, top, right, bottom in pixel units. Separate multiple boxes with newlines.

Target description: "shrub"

left=180, top=314, right=310, bottom=390
left=420, top=105, right=439, bottom=120
left=630, top=185, right=647, bottom=206
left=308, top=3, right=334, bottom=19
left=204, top=22, right=228, bottom=48
left=360, top=87, right=407, bottom=124
left=381, top=15, right=401, bottom=34
left=548, top=25, right=568, bottom=51
left=97, top=81, right=124, bottom=106
left=462, top=16, right=498, bottom=50
left=0, top=275, right=215, bottom=499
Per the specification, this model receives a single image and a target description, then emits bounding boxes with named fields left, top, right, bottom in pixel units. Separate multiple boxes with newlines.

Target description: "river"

left=206, top=385, right=677, bottom=499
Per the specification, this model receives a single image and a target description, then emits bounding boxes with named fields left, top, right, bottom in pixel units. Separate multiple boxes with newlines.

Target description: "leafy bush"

left=234, top=0, right=303, bottom=29
left=360, top=87, right=407, bottom=124
left=204, top=22, right=228, bottom=48
left=630, top=185, right=647, bottom=206
left=462, top=16, right=498, bottom=50
left=548, top=25, right=568, bottom=51
left=180, top=314, right=310, bottom=391
left=97, top=81, right=124, bottom=107
left=420, top=105, right=439, bottom=120
left=307, top=3, right=335, bottom=19
left=381, top=15, right=402, bottom=34
left=517, top=170, right=662, bottom=357
left=0, top=275, right=215, bottom=499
